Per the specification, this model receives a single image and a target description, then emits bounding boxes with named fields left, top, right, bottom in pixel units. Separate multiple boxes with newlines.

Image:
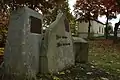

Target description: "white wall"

left=78, top=20, right=105, bottom=38
left=78, top=21, right=89, bottom=33
left=92, top=21, right=104, bottom=36
left=78, top=21, right=93, bottom=33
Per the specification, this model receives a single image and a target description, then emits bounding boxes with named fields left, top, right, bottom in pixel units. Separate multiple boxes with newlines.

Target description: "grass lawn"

left=89, top=40, right=120, bottom=75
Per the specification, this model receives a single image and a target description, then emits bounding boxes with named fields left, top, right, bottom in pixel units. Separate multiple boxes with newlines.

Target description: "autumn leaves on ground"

left=35, top=39, right=120, bottom=80
left=0, top=39, right=120, bottom=80
left=88, top=39, right=120, bottom=80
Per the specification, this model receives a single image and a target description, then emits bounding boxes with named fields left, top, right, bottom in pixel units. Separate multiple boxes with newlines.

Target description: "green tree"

left=37, top=0, right=75, bottom=33
left=61, top=0, right=77, bottom=35
left=43, top=0, right=72, bottom=28
left=0, top=10, right=9, bottom=47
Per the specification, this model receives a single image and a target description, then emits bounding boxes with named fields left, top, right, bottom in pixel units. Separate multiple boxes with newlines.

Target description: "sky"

left=68, top=0, right=76, bottom=12
left=68, top=0, right=120, bottom=28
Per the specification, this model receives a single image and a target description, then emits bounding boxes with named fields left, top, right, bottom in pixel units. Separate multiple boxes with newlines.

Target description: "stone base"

left=73, top=37, right=88, bottom=63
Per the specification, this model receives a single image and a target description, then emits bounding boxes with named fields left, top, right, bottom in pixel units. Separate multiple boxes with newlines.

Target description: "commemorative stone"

left=4, top=6, right=43, bottom=79
left=40, top=13, right=75, bottom=73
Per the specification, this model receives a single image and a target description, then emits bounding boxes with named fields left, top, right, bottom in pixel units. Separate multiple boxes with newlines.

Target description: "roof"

left=92, top=19, right=105, bottom=25
left=73, top=37, right=87, bottom=43
left=76, top=18, right=105, bottom=25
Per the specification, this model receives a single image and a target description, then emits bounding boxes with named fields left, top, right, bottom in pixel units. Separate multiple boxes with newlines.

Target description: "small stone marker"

left=73, top=37, right=88, bottom=63
left=40, top=13, right=74, bottom=73
left=4, top=7, right=43, bottom=79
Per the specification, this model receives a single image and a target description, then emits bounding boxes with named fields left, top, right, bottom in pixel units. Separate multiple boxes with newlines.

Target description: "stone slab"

left=73, top=37, right=88, bottom=63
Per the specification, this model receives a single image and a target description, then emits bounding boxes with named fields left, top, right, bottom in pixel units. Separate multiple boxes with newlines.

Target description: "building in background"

left=77, top=19, right=105, bottom=38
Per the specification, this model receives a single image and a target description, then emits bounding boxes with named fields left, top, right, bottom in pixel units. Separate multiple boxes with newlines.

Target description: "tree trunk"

left=87, top=11, right=91, bottom=39
left=88, top=18, right=91, bottom=39
left=114, top=23, right=118, bottom=40
left=105, top=11, right=109, bottom=39
left=114, top=20, right=120, bottom=42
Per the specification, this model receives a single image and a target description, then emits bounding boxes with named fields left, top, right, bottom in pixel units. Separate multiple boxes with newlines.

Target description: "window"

left=30, top=16, right=42, bottom=34
left=102, top=28, right=104, bottom=33
left=64, top=19, right=69, bottom=32
left=99, top=27, right=101, bottom=33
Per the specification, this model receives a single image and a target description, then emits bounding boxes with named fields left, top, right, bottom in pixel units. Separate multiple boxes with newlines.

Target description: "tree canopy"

left=74, top=0, right=120, bottom=21
left=1, top=0, right=63, bottom=13
left=74, top=0, right=101, bottom=22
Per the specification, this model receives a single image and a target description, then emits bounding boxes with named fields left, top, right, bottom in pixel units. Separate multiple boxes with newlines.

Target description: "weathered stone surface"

left=73, top=37, right=88, bottom=63
left=4, top=7, right=43, bottom=79
left=41, top=13, right=74, bottom=73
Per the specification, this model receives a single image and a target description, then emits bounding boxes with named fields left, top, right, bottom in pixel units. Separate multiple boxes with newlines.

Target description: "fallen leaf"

left=53, top=76, right=60, bottom=80
left=75, top=77, right=78, bottom=80
left=86, top=72, right=92, bottom=75
left=91, top=66, right=95, bottom=68
left=59, top=71, right=65, bottom=75
left=101, top=77, right=109, bottom=80
left=116, top=69, right=120, bottom=72
left=66, top=70, right=71, bottom=73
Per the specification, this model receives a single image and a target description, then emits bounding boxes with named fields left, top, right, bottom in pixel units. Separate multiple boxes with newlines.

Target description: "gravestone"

left=40, top=13, right=74, bottom=73
left=73, top=37, right=88, bottom=63
left=4, top=7, right=43, bottom=79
